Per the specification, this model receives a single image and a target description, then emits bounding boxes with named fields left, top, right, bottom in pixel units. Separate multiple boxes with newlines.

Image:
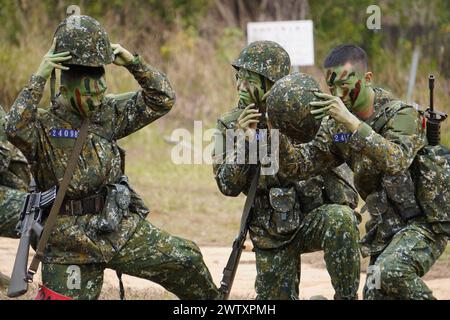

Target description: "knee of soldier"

left=177, top=239, right=206, bottom=269
left=377, top=257, right=411, bottom=291
left=324, top=204, right=359, bottom=236
left=41, top=263, right=103, bottom=300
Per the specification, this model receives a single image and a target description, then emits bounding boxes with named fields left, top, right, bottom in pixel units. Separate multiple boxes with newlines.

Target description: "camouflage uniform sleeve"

left=348, top=107, right=425, bottom=175
left=4, top=75, right=46, bottom=160
left=0, top=144, right=11, bottom=173
left=0, top=108, right=10, bottom=173
left=278, top=120, right=343, bottom=180
left=113, top=55, right=176, bottom=139
left=212, top=120, right=254, bottom=197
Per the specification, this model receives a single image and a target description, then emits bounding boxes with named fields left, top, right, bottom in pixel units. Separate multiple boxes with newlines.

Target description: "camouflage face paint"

left=63, top=76, right=107, bottom=118
left=326, top=64, right=372, bottom=113
left=236, top=69, right=266, bottom=106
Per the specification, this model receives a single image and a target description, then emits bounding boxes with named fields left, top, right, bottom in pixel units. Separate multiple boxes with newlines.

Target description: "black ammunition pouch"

left=294, top=176, right=324, bottom=214
left=323, top=165, right=359, bottom=210
left=87, top=176, right=131, bottom=234
left=364, top=190, right=389, bottom=217
left=268, top=187, right=302, bottom=235
left=360, top=189, right=406, bottom=256
left=362, top=171, right=423, bottom=246
left=294, top=165, right=359, bottom=216
left=411, top=144, right=450, bottom=237
left=382, top=172, right=423, bottom=221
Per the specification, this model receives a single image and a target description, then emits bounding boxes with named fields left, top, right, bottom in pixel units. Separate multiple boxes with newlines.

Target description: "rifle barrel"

left=429, top=75, right=435, bottom=112
left=7, top=216, right=32, bottom=297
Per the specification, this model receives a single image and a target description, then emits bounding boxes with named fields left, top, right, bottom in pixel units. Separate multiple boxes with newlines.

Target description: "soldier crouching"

left=5, top=15, right=220, bottom=300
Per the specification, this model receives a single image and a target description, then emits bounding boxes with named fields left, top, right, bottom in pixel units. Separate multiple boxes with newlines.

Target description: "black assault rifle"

left=219, top=85, right=266, bottom=299
left=425, top=75, right=447, bottom=145
left=7, top=181, right=56, bottom=297
left=219, top=165, right=261, bottom=299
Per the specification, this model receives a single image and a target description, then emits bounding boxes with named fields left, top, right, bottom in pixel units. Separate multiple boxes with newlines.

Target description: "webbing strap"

left=28, top=119, right=90, bottom=277
left=117, top=271, right=126, bottom=300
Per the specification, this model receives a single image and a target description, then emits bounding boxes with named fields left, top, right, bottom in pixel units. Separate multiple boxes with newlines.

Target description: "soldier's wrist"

left=348, top=122, right=373, bottom=151
left=29, top=74, right=47, bottom=92
left=345, top=115, right=361, bottom=132
left=124, top=54, right=141, bottom=67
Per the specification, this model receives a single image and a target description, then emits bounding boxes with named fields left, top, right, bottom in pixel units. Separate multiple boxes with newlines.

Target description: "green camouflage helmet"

left=267, top=72, right=322, bottom=143
left=232, top=41, right=290, bottom=83
left=54, top=15, right=114, bottom=67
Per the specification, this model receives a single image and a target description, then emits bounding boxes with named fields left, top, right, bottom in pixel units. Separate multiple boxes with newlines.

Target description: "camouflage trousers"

left=363, top=219, right=447, bottom=300
left=0, top=186, right=27, bottom=238
left=41, top=219, right=221, bottom=300
left=254, top=204, right=360, bottom=300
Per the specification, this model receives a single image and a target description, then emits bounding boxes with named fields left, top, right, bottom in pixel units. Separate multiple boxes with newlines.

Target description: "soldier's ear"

left=364, top=72, right=373, bottom=85
left=265, top=78, right=274, bottom=92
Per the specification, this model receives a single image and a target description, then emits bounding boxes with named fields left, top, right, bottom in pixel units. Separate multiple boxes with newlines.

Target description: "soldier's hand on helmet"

left=310, top=92, right=361, bottom=132
left=237, top=104, right=262, bottom=141
left=111, top=43, right=135, bottom=66
left=36, top=38, right=71, bottom=79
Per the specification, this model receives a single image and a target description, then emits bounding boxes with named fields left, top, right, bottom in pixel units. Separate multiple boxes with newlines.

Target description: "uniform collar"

left=365, top=87, right=394, bottom=126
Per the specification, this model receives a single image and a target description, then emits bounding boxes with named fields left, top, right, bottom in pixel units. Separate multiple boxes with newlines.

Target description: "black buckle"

left=83, top=198, right=96, bottom=214
left=68, top=200, right=83, bottom=216
left=94, top=197, right=103, bottom=213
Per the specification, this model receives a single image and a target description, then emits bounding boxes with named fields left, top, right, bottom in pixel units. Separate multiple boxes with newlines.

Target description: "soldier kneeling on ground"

left=6, top=15, right=221, bottom=300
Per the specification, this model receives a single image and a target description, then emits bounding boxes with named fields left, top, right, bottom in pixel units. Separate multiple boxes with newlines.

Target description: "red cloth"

left=35, top=284, right=72, bottom=300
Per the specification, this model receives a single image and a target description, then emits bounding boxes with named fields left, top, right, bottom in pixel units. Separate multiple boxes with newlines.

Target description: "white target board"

left=247, top=20, right=315, bottom=67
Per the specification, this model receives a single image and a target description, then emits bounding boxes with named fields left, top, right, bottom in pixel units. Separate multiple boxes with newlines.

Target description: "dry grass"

left=0, top=283, right=250, bottom=300
left=118, top=123, right=246, bottom=246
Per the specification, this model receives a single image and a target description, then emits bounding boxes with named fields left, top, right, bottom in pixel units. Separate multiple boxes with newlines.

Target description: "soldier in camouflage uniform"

left=213, top=41, right=361, bottom=300
left=276, top=44, right=448, bottom=299
left=0, top=105, right=31, bottom=288
left=5, top=15, right=220, bottom=300
left=0, top=105, right=30, bottom=238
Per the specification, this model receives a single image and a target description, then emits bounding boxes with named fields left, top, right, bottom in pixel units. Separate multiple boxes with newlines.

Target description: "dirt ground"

left=1, top=238, right=449, bottom=300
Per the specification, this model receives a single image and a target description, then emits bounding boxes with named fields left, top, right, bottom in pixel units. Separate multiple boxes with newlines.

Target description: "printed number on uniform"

left=50, top=128, right=79, bottom=139
left=332, top=133, right=352, bottom=143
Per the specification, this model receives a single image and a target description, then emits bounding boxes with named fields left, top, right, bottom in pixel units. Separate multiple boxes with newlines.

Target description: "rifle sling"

left=50, top=70, right=56, bottom=105
left=239, top=165, right=261, bottom=236
left=28, top=119, right=90, bottom=276
left=219, top=164, right=260, bottom=297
